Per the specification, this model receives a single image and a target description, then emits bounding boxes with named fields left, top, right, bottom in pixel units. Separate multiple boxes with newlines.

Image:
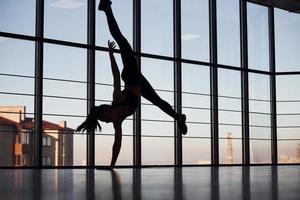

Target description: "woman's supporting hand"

left=108, top=40, right=116, bottom=54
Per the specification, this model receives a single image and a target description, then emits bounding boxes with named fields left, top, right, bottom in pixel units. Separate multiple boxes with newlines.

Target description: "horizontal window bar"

left=0, top=31, right=275, bottom=75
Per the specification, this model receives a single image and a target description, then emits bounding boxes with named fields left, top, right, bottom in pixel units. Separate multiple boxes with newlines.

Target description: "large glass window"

left=275, top=9, right=300, bottom=72
left=1, top=0, right=300, bottom=167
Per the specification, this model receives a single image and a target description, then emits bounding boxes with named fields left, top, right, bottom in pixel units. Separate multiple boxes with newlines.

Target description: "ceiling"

left=250, top=0, right=300, bottom=13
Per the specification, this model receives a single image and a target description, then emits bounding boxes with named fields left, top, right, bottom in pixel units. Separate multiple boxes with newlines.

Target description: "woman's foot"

left=178, top=114, right=187, bottom=135
left=98, top=0, right=112, bottom=11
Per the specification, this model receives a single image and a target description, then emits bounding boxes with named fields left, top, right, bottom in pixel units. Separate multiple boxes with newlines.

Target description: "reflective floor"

left=0, top=166, right=299, bottom=200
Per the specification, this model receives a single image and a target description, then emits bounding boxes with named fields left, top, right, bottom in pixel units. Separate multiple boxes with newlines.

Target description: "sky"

left=0, top=0, right=300, bottom=165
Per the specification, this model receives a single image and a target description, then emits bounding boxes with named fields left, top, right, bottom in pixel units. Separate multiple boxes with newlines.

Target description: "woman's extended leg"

left=140, top=75, right=187, bottom=135
left=102, top=2, right=140, bottom=84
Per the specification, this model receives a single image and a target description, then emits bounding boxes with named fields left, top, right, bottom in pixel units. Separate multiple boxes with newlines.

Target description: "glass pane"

left=141, top=0, right=173, bottom=56
left=0, top=0, right=35, bottom=35
left=277, top=128, right=300, bottom=140
left=219, top=111, right=241, bottom=125
left=278, top=140, right=300, bottom=163
left=96, top=0, right=132, bottom=47
left=142, top=137, right=173, bottom=165
left=95, top=135, right=133, bottom=166
left=183, top=124, right=210, bottom=138
left=247, top=3, right=269, bottom=71
left=0, top=38, right=35, bottom=167
left=250, top=140, right=271, bottom=164
left=219, top=139, right=242, bottom=164
left=275, top=9, right=300, bottom=72
left=142, top=121, right=173, bottom=137
left=0, top=37, right=35, bottom=76
left=249, top=73, right=270, bottom=101
left=181, top=0, right=209, bottom=61
left=250, top=127, right=271, bottom=139
left=277, top=75, right=300, bottom=113
left=219, top=125, right=242, bottom=139
left=217, top=0, right=240, bottom=67
left=44, top=0, right=87, bottom=43
left=183, top=138, right=211, bottom=164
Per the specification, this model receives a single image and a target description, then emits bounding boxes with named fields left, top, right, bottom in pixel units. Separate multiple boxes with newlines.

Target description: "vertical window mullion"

left=209, top=0, right=219, bottom=165
left=87, top=0, right=96, bottom=167
left=174, top=0, right=182, bottom=166
left=34, top=0, right=44, bottom=167
left=268, top=7, right=277, bottom=164
left=133, top=0, right=142, bottom=167
left=240, top=0, right=250, bottom=165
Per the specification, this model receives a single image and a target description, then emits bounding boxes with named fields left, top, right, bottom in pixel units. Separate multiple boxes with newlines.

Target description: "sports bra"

left=111, top=88, right=139, bottom=119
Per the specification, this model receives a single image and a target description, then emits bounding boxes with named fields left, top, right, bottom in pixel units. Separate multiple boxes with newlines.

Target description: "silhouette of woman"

left=77, top=0, right=187, bottom=168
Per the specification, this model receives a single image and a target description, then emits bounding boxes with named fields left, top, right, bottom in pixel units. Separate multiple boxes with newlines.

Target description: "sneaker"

left=178, top=114, right=187, bottom=135
left=98, top=0, right=112, bottom=11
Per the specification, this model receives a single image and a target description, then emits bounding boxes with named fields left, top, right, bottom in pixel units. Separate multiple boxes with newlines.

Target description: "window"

left=43, top=136, right=52, bottom=147
left=22, top=131, right=30, bottom=145
left=42, top=156, right=52, bottom=166
left=1, top=0, right=299, bottom=167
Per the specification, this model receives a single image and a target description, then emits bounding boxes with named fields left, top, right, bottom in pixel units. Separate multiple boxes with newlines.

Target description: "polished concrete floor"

left=0, top=166, right=299, bottom=200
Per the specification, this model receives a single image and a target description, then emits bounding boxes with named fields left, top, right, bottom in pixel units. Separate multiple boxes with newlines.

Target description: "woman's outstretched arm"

left=110, top=120, right=123, bottom=168
left=108, top=40, right=122, bottom=100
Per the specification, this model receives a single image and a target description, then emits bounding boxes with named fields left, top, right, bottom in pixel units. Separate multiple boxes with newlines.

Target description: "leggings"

left=104, top=8, right=180, bottom=120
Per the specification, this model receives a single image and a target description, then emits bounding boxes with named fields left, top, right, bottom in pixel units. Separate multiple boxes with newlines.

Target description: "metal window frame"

left=209, top=0, right=219, bottom=165
left=174, top=0, right=182, bottom=166
left=133, top=0, right=142, bottom=167
left=240, top=0, right=250, bottom=165
left=34, top=0, right=44, bottom=167
left=87, top=0, right=96, bottom=167
left=269, top=7, right=278, bottom=164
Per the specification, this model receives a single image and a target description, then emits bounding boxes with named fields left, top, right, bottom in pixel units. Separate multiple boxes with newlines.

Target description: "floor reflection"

left=0, top=166, right=299, bottom=200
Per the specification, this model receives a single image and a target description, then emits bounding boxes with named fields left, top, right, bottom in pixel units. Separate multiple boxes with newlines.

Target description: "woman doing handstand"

left=77, top=0, right=187, bottom=168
